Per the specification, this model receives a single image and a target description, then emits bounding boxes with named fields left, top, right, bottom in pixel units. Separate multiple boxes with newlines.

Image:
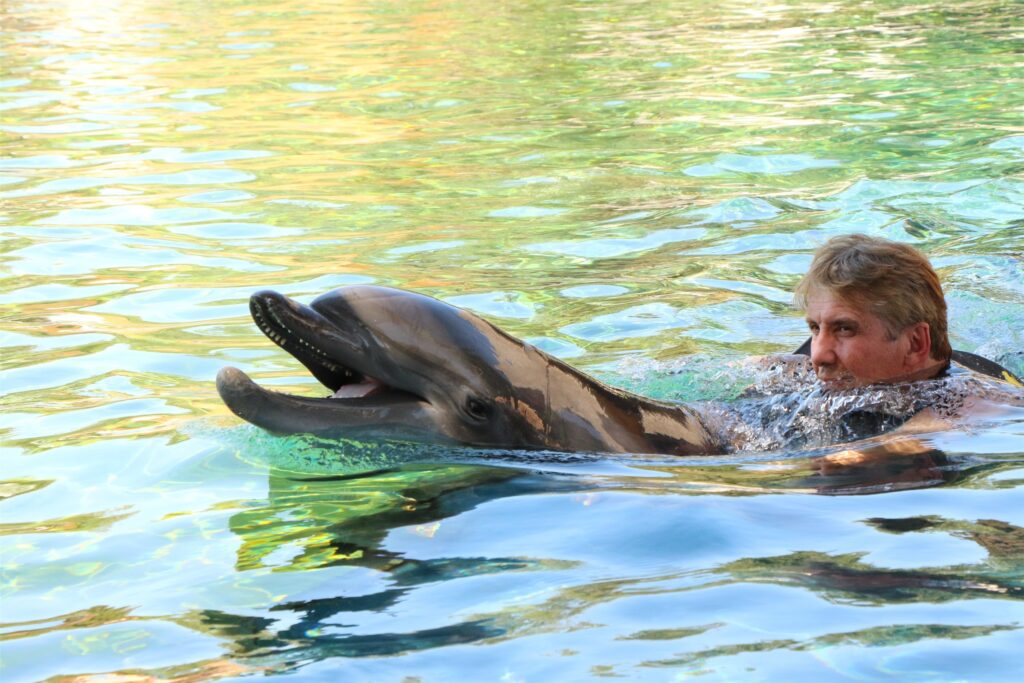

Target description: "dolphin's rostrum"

left=217, top=285, right=726, bottom=455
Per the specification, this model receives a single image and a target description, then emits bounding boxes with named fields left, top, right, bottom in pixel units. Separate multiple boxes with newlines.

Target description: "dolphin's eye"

left=465, top=397, right=492, bottom=420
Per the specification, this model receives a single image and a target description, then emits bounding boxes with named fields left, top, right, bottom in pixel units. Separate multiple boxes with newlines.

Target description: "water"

left=2, top=0, right=1024, bottom=679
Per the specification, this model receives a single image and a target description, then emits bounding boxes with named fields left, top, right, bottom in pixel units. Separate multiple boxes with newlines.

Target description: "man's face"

left=804, top=289, right=912, bottom=389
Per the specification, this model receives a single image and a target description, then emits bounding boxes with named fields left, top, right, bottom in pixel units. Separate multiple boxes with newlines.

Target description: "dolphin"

left=216, top=285, right=726, bottom=455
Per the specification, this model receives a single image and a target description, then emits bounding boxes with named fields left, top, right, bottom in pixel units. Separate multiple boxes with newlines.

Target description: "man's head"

left=793, top=234, right=951, bottom=388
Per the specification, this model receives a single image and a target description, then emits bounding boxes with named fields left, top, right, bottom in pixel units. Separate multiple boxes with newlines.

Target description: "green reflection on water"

left=228, top=461, right=565, bottom=573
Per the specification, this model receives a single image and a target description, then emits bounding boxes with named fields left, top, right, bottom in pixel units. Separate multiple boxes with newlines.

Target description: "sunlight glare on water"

left=2, top=0, right=1023, bottom=680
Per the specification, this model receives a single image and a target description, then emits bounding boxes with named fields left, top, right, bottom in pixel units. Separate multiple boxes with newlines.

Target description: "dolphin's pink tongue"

left=332, top=376, right=386, bottom=399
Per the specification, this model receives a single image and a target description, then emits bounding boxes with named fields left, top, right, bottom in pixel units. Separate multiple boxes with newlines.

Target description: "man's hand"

left=811, top=436, right=949, bottom=492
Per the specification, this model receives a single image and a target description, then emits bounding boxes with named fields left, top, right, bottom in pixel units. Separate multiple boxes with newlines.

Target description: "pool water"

left=2, top=0, right=1024, bottom=680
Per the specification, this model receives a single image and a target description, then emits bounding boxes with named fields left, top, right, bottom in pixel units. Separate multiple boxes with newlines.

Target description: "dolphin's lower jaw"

left=216, top=366, right=439, bottom=439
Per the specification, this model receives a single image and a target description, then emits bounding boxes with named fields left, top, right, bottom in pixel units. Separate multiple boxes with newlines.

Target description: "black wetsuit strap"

left=950, top=350, right=1023, bottom=386
left=792, top=338, right=1022, bottom=386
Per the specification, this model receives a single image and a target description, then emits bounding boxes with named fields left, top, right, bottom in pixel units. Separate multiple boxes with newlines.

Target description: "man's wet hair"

left=793, top=234, right=952, bottom=362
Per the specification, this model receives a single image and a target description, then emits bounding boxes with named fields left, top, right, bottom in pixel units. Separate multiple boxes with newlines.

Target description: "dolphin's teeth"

left=254, top=298, right=354, bottom=384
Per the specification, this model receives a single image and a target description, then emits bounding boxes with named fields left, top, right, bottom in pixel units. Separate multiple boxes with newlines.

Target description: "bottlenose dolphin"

left=216, top=285, right=726, bottom=455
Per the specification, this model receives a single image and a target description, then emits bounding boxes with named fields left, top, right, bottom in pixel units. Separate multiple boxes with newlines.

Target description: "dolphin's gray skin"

left=216, top=286, right=726, bottom=455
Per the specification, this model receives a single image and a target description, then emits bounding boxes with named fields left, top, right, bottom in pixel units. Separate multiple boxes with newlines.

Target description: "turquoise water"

left=2, top=0, right=1024, bottom=680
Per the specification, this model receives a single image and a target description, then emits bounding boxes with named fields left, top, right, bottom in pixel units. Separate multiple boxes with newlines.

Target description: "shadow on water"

left=162, top=458, right=577, bottom=672
left=139, top=424, right=1022, bottom=674
left=4, top=427, right=1022, bottom=679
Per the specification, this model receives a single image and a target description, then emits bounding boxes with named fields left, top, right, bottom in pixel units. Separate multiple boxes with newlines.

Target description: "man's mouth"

left=815, top=367, right=856, bottom=389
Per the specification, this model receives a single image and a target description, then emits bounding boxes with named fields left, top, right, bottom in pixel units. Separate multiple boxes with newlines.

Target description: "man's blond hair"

left=793, top=234, right=952, bottom=361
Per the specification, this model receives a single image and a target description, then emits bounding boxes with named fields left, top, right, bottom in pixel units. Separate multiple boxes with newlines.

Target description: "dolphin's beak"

left=216, top=289, right=448, bottom=439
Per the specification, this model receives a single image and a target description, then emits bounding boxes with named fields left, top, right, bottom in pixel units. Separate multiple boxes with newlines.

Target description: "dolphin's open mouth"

left=216, top=290, right=430, bottom=435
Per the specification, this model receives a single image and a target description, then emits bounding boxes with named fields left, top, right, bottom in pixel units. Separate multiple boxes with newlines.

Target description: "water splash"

left=706, top=359, right=1024, bottom=452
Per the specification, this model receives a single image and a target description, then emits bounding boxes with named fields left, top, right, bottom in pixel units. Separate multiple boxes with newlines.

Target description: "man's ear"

left=904, top=322, right=933, bottom=367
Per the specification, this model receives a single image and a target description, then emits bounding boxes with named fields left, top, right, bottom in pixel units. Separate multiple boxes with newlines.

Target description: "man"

left=793, top=234, right=952, bottom=389
left=786, top=234, right=1019, bottom=489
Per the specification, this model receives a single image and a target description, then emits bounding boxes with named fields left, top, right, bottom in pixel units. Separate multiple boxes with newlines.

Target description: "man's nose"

left=811, top=331, right=837, bottom=365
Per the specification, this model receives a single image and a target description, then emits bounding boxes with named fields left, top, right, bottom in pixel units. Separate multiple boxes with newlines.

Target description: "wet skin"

left=216, top=286, right=725, bottom=455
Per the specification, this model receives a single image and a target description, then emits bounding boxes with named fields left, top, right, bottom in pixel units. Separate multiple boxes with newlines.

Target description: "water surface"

left=2, top=0, right=1024, bottom=680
